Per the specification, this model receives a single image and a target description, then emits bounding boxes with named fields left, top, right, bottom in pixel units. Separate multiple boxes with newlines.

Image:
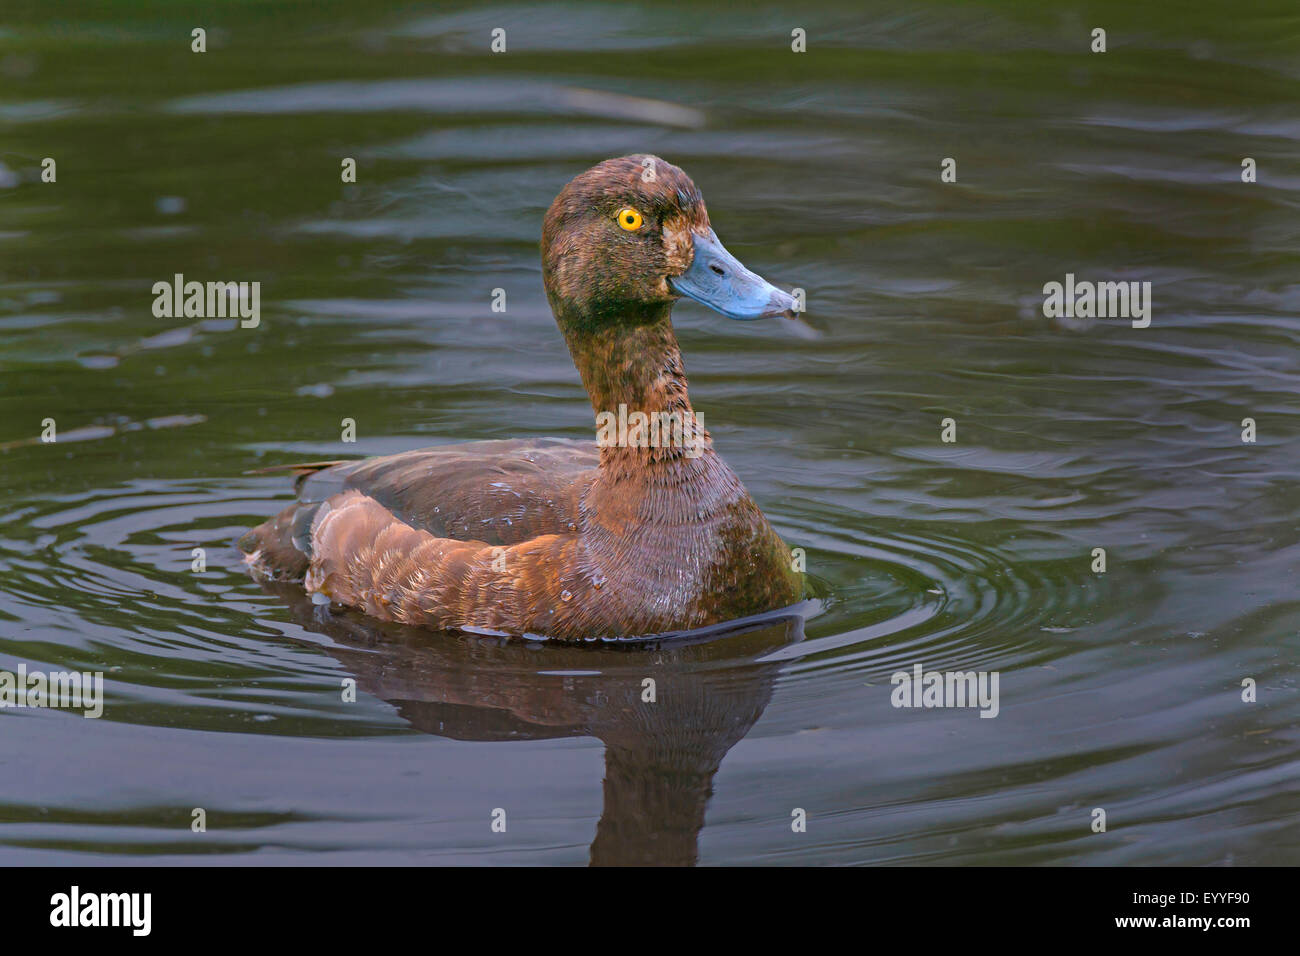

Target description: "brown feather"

left=240, top=155, right=803, bottom=640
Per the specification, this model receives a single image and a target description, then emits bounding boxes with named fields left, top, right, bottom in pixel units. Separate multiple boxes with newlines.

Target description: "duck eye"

left=615, top=208, right=644, bottom=231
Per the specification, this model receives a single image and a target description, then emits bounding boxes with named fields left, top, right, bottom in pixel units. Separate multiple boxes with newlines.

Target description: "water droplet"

left=561, top=589, right=573, bottom=602
left=566, top=521, right=576, bottom=531
left=592, top=574, right=606, bottom=591
left=155, top=195, right=186, bottom=216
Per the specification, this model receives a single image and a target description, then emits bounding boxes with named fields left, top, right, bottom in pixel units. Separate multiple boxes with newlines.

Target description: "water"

left=1, top=1, right=1297, bottom=864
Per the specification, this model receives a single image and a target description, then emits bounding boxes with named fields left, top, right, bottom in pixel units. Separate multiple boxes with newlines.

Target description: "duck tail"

left=244, top=459, right=355, bottom=494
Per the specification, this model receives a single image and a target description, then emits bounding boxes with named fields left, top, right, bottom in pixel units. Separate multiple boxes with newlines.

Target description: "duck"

left=239, top=155, right=804, bottom=641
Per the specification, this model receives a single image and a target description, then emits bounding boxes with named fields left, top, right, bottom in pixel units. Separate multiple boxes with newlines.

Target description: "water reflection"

left=263, top=582, right=803, bottom=865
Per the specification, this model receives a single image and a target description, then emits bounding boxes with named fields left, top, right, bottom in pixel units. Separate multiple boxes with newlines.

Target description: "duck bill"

left=669, top=229, right=796, bottom=320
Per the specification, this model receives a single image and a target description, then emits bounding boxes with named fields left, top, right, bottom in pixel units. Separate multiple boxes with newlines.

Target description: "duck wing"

left=242, top=437, right=615, bottom=637
left=277, top=437, right=597, bottom=546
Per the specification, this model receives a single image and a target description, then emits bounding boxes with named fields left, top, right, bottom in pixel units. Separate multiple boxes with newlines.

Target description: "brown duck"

left=240, top=155, right=804, bottom=640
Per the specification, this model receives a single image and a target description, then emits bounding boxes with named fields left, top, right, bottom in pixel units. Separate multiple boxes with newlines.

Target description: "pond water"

left=0, top=1, right=1296, bottom=864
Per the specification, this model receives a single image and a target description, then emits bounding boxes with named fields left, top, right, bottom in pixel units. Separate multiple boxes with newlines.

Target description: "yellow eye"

left=616, top=207, right=644, bottom=231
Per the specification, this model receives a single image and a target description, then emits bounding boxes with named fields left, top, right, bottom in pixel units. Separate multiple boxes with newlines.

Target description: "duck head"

left=541, top=155, right=796, bottom=329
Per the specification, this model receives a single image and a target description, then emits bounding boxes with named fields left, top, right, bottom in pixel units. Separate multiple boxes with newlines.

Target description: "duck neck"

left=558, top=305, right=714, bottom=480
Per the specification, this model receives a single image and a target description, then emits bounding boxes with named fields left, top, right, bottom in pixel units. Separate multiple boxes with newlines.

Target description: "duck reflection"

left=263, top=584, right=807, bottom=866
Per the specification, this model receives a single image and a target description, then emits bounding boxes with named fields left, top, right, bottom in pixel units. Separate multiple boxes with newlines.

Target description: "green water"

left=0, top=0, right=1297, bottom=864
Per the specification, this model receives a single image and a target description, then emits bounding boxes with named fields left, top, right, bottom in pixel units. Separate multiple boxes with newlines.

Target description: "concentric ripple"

left=765, top=503, right=1140, bottom=680
left=0, top=479, right=1125, bottom=721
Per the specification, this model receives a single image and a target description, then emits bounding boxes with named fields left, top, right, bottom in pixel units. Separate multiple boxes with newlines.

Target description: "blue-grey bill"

left=668, top=229, right=797, bottom=320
